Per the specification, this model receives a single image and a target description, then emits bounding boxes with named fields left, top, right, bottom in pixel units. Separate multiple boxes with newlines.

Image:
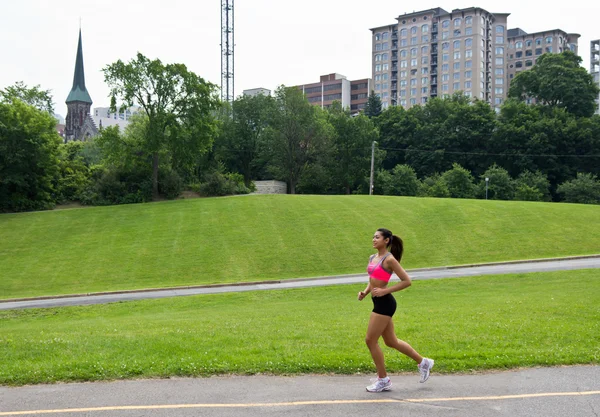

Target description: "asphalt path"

left=1, top=366, right=598, bottom=416
left=2, top=255, right=599, bottom=310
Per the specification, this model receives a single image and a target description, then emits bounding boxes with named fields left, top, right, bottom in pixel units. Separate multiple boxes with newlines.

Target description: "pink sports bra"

left=367, top=253, right=393, bottom=282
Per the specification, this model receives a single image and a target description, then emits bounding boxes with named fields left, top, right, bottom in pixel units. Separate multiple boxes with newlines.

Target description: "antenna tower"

left=221, top=0, right=234, bottom=103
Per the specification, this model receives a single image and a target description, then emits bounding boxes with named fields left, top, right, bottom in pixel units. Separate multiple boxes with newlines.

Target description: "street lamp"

left=369, top=141, right=378, bottom=195
left=485, top=177, right=489, bottom=200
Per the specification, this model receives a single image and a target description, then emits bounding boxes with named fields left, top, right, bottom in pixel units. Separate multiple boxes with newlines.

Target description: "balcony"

left=391, top=76, right=398, bottom=81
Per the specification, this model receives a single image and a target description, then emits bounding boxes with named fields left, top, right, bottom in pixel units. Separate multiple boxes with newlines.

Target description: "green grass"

left=1, top=195, right=599, bottom=299
left=0, top=269, right=598, bottom=386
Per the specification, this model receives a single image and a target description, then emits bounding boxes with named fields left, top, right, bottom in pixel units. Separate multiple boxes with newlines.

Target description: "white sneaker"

left=418, top=358, right=434, bottom=383
left=366, top=377, right=392, bottom=392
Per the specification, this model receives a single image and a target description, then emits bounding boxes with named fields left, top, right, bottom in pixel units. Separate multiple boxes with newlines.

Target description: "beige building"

left=506, top=28, right=580, bottom=94
left=296, top=73, right=372, bottom=115
left=372, top=7, right=509, bottom=110
left=372, top=7, right=578, bottom=111
left=592, top=39, right=600, bottom=114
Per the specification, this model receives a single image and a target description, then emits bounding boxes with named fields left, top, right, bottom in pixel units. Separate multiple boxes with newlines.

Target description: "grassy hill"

left=1, top=195, right=599, bottom=299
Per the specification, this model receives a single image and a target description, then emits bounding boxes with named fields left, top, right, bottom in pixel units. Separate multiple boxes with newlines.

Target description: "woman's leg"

left=381, top=319, right=423, bottom=364
left=365, top=312, right=392, bottom=378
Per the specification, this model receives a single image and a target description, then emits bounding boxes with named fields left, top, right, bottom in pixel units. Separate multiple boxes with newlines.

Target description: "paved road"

left=2, top=256, right=598, bottom=310
left=1, top=366, right=598, bottom=416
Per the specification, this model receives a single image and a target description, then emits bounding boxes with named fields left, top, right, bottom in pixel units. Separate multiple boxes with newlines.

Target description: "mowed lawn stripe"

left=1, top=195, right=599, bottom=299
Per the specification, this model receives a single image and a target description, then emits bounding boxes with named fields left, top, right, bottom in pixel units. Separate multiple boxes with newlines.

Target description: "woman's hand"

left=371, top=287, right=388, bottom=297
left=357, top=291, right=366, bottom=301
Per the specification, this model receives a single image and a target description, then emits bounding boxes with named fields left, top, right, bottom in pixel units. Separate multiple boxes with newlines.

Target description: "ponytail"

left=377, top=228, right=404, bottom=262
left=389, top=235, right=404, bottom=262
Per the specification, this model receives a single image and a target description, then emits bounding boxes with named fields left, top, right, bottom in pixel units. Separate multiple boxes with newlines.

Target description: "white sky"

left=1, top=0, right=598, bottom=117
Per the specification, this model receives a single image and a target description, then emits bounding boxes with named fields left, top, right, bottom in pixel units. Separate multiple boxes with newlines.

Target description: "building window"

left=546, top=36, right=553, bottom=44
left=375, top=33, right=381, bottom=41
left=422, top=24, right=429, bottom=33
left=375, top=75, right=381, bottom=81
left=400, top=89, right=406, bottom=96
left=410, top=98, right=416, bottom=105
left=410, top=88, right=417, bottom=96
left=526, top=50, right=532, bottom=56
left=495, top=87, right=503, bottom=94
left=515, top=61, right=523, bottom=68
left=442, top=74, right=449, bottom=82
left=411, top=48, right=417, bottom=56
left=410, top=78, right=417, bottom=86
left=400, top=71, right=407, bottom=77
left=375, top=44, right=383, bottom=51
left=464, top=61, right=472, bottom=69
left=535, top=38, right=542, bottom=46
left=465, top=81, right=472, bottom=89
left=465, top=16, right=473, bottom=25
left=442, top=64, right=449, bottom=72
left=400, top=39, right=407, bottom=47
left=421, top=56, right=429, bottom=64
left=525, top=60, right=533, bottom=67
left=400, top=49, right=407, bottom=57
left=442, top=42, right=449, bottom=50
left=465, top=27, right=472, bottom=36
left=454, top=18, right=462, bottom=27
left=422, top=97, right=428, bottom=104
left=535, top=48, right=542, bottom=55
left=454, top=51, right=461, bottom=60
left=442, top=31, right=449, bottom=39
left=443, top=53, right=449, bottom=61
left=495, top=98, right=503, bottom=105
left=422, top=35, right=429, bottom=43
left=400, top=28, right=407, bottom=37
left=400, top=60, right=407, bottom=68
left=382, top=83, right=388, bottom=90
left=400, top=99, right=407, bottom=106
left=422, top=77, right=428, bottom=84
left=496, top=57, right=504, bottom=65
left=465, top=70, right=472, bottom=78
left=421, top=67, right=429, bottom=75
left=442, top=84, right=449, bottom=91
left=546, top=46, right=553, bottom=53
left=496, top=25, right=504, bottom=33
left=400, top=80, right=407, bottom=87
left=382, top=73, right=389, bottom=80
left=442, top=20, right=450, bottom=28
left=453, top=40, right=460, bottom=49
left=465, top=38, right=472, bottom=47
left=411, top=26, right=418, bottom=34
left=422, top=87, right=428, bottom=94
left=496, top=36, right=504, bottom=44
left=453, top=72, right=460, bottom=80
left=495, top=68, right=504, bottom=75
left=453, top=82, right=460, bottom=90
left=411, top=37, right=418, bottom=45
left=421, top=46, right=429, bottom=54
left=411, top=59, right=417, bottom=66
left=525, top=40, right=532, bottom=48
left=516, top=51, right=523, bottom=58
left=496, top=47, right=504, bottom=55
left=382, top=42, right=389, bottom=50
left=465, top=49, right=472, bottom=58
left=454, top=29, right=461, bottom=37
left=453, top=62, right=460, bottom=70
left=382, top=32, right=389, bottom=40
left=495, top=78, right=503, bottom=85
left=383, top=63, right=389, bottom=70
left=516, top=41, right=523, bottom=49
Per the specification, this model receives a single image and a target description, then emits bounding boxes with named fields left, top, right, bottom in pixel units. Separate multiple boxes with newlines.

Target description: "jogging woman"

left=358, top=228, right=434, bottom=392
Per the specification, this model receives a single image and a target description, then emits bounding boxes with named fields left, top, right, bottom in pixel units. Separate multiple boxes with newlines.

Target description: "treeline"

left=1, top=51, right=599, bottom=212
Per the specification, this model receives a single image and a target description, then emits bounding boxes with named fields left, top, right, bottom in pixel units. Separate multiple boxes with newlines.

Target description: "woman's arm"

left=358, top=282, right=372, bottom=301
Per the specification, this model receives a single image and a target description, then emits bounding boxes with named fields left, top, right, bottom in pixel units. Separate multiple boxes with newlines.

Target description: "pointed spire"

left=66, top=29, right=93, bottom=104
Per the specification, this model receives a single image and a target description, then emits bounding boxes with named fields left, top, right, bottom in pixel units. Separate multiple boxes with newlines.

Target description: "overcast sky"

left=1, top=0, right=598, bottom=117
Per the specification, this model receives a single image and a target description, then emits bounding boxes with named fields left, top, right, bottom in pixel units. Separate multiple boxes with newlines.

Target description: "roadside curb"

left=2, top=254, right=599, bottom=304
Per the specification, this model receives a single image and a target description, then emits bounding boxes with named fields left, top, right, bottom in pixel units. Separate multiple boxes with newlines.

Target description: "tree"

left=557, top=173, right=600, bottom=204
left=103, top=53, right=220, bottom=198
left=0, top=100, right=61, bottom=211
left=266, top=86, right=331, bottom=194
left=514, top=170, right=551, bottom=202
left=364, top=90, right=382, bottom=118
left=385, top=164, right=419, bottom=196
left=479, top=164, right=514, bottom=200
left=418, top=174, right=450, bottom=198
left=441, top=163, right=476, bottom=199
left=326, top=102, right=377, bottom=194
left=215, top=94, right=275, bottom=186
left=0, top=81, right=54, bottom=114
left=508, top=51, right=600, bottom=118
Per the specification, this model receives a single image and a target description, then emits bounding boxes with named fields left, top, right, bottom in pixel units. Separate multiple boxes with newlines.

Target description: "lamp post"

left=369, top=141, right=377, bottom=195
left=485, top=177, right=489, bottom=200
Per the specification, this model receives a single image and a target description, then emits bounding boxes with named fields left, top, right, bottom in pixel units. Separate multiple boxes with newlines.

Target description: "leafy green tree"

left=441, top=163, right=476, bottom=199
left=513, top=170, right=551, bottom=202
left=215, top=94, right=275, bottom=186
left=479, top=164, right=514, bottom=200
left=557, top=173, right=600, bottom=204
left=55, top=141, right=92, bottom=203
left=0, top=81, right=54, bottom=114
left=0, top=100, right=62, bottom=211
left=375, top=105, right=419, bottom=170
left=326, top=102, right=377, bottom=194
left=364, top=90, right=382, bottom=118
left=103, top=53, right=220, bottom=198
left=508, top=51, right=600, bottom=118
left=385, top=164, right=419, bottom=196
left=266, top=86, right=332, bottom=194
left=417, top=174, right=450, bottom=198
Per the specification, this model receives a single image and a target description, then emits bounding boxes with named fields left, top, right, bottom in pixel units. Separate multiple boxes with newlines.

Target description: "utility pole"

left=369, top=141, right=377, bottom=195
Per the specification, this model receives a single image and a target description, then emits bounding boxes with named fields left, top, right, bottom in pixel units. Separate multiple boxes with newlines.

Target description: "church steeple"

left=66, top=29, right=92, bottom=104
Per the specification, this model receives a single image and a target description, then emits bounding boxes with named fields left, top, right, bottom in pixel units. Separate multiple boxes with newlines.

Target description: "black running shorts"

left=372, top=293, right=397, bottom=317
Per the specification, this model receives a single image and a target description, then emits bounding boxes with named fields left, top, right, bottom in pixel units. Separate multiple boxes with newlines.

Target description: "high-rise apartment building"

left=296, top=73, right=372, bottom=115
left=371, top=7, right=509, bottom=110
left=506, top=28, right=579, bottom=91
left=372, top=7, right=578, bottom=111
left=591, top=40, right=600, bottom=115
